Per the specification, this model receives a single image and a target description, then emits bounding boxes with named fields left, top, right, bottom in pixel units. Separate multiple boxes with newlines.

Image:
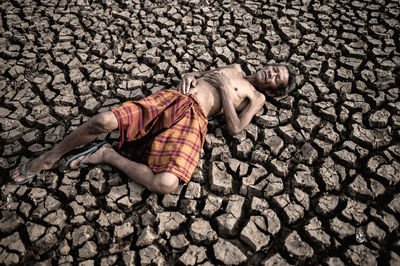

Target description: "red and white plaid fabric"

left=111, top=89, right=208, bottom=183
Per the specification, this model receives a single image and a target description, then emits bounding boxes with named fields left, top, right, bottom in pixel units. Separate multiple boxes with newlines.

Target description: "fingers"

left=182, top=80, right=187, bottom=93
left=178, top=79, right=184, bottom=92
left=185, top=78, right=190, bottom=94
left=11, top=162, right=22, bottom=180
left=179, top=74, right=198, bottom=94
left=183, top=76, right=196, bottom=94
left=178, top=78, right=188, bottom=94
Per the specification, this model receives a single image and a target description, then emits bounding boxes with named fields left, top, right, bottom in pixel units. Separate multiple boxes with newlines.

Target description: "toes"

left=11, top=163, right=23, bottom=180
left=70, top=155, right=84, bottom=169
left=12, top=173, right=24, bottom=183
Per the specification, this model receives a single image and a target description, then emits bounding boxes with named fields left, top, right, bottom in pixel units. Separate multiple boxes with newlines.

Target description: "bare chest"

left=227, top=78, right=254, bottom=109
left=210, top=77, right=254, bottom=115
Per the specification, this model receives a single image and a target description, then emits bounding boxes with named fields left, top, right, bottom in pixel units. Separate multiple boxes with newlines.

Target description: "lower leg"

left=50, top=111, right=118, bottom=161
left=102, top=147, right=179, bottom=194
left=65, top=144, right=179, bottom=194
left=12, top=111, right=118, bottom=180
left=48, top=123, right=104, bottom=162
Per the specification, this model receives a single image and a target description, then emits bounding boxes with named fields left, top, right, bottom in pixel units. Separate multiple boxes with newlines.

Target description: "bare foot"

left=68, top=144, right=113, bottom=169
left=11, top=153, right=60, bottom=184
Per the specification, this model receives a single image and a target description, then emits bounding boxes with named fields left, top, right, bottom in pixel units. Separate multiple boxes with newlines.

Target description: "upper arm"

left=225, top=89, right=265, bottom=136
left=236, top=91, right=265, bottom=132
left=190, top=71, right=204, bottom=78
left=241, top=91, right=265, bottom=118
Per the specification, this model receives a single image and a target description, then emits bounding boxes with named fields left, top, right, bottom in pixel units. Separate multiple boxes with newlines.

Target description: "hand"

left=202, top=70, right=232, bottom=90
left=178, top=73, right=197, bottom=94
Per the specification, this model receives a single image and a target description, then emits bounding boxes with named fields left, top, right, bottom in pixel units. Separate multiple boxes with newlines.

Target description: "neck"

left=244, top=74, right=258, bottom=89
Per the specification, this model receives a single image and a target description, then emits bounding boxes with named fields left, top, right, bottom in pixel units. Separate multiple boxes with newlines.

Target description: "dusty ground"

left=0, top=0, right=400, bottom=265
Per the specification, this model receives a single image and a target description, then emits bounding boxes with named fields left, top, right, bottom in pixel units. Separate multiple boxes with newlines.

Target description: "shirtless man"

left=11, top=63, right=294, bottom=194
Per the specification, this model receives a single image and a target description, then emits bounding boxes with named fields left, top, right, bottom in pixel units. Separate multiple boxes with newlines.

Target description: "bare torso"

left=187, top=64, right=256, bottom=118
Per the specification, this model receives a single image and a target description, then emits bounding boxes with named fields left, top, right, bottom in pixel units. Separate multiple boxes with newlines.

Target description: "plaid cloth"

left=111, top=89, right=208, bottom=183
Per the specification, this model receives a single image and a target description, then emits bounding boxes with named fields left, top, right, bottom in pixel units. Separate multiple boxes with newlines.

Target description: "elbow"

left=228, top=126, right=241, bottom=136
left=258, top=94, right=266, bottom=105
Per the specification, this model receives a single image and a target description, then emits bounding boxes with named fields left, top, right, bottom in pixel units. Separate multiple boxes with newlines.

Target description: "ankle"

left=45, top=151, right=59, bottom=161
left=50, top=147, right=65, bottom=160
left=39, top=152, right=60, bottom=167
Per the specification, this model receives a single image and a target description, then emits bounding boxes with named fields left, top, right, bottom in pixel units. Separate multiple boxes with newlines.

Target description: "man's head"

left=254, top=63, right=296, bottom=97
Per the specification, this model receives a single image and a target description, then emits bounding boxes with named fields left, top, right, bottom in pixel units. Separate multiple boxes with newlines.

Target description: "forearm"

left=189, top=71, right=204, bottom=78
left=187, top=69, right=212, bottom=79
left=220, top=88, right=265, bottom=136
left=219, top=87, right=243, bottom=136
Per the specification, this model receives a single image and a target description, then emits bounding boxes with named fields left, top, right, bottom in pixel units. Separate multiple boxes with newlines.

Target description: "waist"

left=161, top=89, right=207, bottom=120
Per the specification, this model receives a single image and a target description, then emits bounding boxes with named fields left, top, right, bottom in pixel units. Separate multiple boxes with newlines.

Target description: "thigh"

left=146, top=112, right=205, bottom=184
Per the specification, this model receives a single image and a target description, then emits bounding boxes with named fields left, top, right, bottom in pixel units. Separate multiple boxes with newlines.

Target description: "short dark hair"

left=266, top=63, right=297, bottom=97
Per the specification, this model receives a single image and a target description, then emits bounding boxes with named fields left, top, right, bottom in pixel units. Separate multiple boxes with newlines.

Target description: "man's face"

left=255, top=65, right=289, bottom=96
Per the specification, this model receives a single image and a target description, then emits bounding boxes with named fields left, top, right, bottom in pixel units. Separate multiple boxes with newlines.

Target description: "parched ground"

left=0, top=0, right=399, bottom=265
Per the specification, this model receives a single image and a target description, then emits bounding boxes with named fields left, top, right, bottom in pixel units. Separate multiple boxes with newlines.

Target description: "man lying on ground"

left=12, top=63, right=296, bottom=194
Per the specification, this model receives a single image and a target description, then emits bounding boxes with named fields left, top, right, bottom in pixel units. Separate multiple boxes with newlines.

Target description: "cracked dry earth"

left=0, top=0, right=399, bottom=265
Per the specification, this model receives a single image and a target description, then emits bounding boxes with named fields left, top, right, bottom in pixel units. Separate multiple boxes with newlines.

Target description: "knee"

left=154, top=173, right=179, bottom=194
left=87, top=112, right=118, bottom=133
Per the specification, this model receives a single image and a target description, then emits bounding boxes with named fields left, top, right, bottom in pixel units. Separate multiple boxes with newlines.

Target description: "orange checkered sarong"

left=111, top=89, right=208, bottom=183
